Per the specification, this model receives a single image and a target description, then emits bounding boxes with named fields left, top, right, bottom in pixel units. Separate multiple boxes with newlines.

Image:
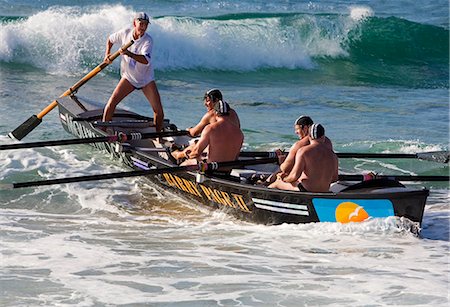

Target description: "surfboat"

left=56, top=95, right=429, bottom=229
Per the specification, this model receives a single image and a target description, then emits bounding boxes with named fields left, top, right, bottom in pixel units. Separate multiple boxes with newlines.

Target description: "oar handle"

left=200, top=157, right=278, bottom=172
left=1, top=129, right=190, bottom=151
left=36, top=40, right=134, bottom=119
left=9, top=41, right=134, bottom=140
left=63, top=40, right=134, bottom=96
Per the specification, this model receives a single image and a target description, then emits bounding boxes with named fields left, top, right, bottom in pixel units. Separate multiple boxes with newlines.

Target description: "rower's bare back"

left=207, top=120, right=243, bottom=163
left=299, top=144, right=338, bottom=192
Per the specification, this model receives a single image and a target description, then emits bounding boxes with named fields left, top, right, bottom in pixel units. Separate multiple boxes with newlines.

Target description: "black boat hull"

left=56, top=96, right=428, bottom=227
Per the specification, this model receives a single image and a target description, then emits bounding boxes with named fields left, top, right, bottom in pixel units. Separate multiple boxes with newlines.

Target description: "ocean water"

left=0, top=1, right=449, bottom=306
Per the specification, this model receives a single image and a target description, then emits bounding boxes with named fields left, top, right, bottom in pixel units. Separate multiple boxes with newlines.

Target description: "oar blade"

left=8, top=115, right=42, bottom=140
left=416, top=151, right=449, bottom=163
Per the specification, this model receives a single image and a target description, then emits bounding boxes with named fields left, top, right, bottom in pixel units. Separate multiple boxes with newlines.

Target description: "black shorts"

left=297, top=182, right=308, bottom=192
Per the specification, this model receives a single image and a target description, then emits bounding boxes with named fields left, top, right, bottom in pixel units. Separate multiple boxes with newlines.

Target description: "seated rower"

left=188, top=88, right=240, bottom=137
left=264, top=115, right=333, bottom=184
left=269, top=124, right=338, bottom=192
left=179, top=101, right=244, bottom=173
left=172, top=88, right=240, bottom=160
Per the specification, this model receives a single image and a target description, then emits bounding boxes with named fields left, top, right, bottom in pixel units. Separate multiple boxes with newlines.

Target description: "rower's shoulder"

left=291, top=138, right=309, bottom=150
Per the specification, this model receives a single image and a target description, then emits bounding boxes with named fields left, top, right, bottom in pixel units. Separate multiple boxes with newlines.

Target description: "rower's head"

left=133, top=12, right=150, bottom=36
left=294, top=115, right=313, bottom=139
left=213, top=100, right=230, bottom=117
left=309, top=123, right=325, bottom=140
left=204, top=88, right=223, bottom=110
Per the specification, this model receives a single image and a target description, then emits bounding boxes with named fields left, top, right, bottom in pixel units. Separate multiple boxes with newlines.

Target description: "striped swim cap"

left=204, top=88, right=222, bottom=101
left=310, top=123, right=325, bottom=139
left=214, top=100, right=230, bottom=116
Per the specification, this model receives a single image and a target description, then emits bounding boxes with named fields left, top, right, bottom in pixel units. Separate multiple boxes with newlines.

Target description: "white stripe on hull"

left=252, top=198, right=309, bottom=216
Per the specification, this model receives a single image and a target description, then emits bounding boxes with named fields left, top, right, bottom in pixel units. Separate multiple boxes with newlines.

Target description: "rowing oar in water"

left=0, top=130, right=190, bottom=151
left=0, top=157, right=278, bottom=190
left=239, top=150, right=450, bottom=164
left=8, top=40, right=134, bottom=141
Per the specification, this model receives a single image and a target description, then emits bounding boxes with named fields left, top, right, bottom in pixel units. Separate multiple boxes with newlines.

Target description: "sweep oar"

left=0, top=157, right=278, bottom=190
left=338, top=174, right=449, bottom=182
left=8, top=40, right=134, bottom=141
left=240, top=150, right=450, bottom=164
left=0, top=130, right=190, bottom=151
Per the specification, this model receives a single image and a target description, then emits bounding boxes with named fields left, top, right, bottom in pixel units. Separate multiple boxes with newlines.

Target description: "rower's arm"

left=188, top=112, right=212, bottom=137
left=187, top=126, right=210, bottom=160
left=284, top=149, right=305, bottom=183
left=280, top=141, right=302, bottom=175
left=121, top=49, right=149, bottom=64
left=104, top=39, right=114, bottom=63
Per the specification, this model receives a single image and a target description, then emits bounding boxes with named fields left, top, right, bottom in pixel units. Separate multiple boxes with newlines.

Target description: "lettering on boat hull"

left=162, top=173, right=250, bottom=212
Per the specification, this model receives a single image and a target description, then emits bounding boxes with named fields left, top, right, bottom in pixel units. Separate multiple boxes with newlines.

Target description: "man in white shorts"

left=102, top=12, right=164, bottom=131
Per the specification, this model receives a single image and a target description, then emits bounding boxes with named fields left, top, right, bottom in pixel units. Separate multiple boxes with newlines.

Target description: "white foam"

left=349, top=6, right=374, bottom=21
left=0, top=5, right=374, bottom=73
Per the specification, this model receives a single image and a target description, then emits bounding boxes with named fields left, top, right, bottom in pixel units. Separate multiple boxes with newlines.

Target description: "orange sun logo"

left=335, top=201, right=369, bottom=223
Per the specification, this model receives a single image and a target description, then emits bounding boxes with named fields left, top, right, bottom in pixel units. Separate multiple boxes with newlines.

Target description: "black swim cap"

left=310, top=123, right=325, bottom=139
left=294, top=115, right=313, bottom=126
left=214, top=100, right=230, bottom=116
left=204, top=88, right=223, bottom=102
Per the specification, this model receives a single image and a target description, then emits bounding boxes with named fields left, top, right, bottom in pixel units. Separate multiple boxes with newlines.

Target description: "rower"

left=171, top=88, right=240, bottom=162
left=269, top=124, right=338, bottom=192
left=262, top=115, right=333, bottom=185
left=179, top=100, right=244, bottom=174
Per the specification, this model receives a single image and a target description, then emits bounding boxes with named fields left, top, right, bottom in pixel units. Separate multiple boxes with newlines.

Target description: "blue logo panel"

left=312, top=198, right=394, bottom=223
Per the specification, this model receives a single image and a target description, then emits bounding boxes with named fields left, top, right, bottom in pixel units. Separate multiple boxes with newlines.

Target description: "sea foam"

left=0, top=5, right=373, bottom=73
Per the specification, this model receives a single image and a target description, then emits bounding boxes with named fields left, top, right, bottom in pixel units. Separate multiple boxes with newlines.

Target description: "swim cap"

left=214, top=100, right=230, bottom=116
left=294, top=115, right=313, bottom=126
left=204, top=89, right=223, bottom=102
left=310, top=123, right=325, bottom=139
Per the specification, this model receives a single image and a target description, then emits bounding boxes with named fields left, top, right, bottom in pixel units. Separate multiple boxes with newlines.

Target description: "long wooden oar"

left=8, top=40, right=134, bottom=141
left=0, top=130, right=189, bottom=151
left=0, top=157, right=278, bottom=190
left=338, top=174, right=449, bottom=182
left=240, top=150, right=450, bottom=164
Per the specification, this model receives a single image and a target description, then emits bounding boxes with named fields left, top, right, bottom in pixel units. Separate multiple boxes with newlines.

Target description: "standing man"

left=102, top=12, right=164, bottom=132
left=269, top=124, right=338, bottom=192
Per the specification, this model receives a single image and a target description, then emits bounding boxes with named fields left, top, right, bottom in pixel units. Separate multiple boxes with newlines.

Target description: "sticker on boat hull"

left=131, top=156, right=150, bottom=170
left=312, top=198, right=394, bottom=223
left=252, top=198, right=309, bottom=216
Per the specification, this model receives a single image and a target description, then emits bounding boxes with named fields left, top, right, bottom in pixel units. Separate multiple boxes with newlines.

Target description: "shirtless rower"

left=180, top=100, right=244, bottom=169
left=172, top=88, right=240, bottom=161
left=188, top=88, right=240, bottom=137
left=269, top=124, right=338, bottom=192
left=264, top=115, right=333, bottom=184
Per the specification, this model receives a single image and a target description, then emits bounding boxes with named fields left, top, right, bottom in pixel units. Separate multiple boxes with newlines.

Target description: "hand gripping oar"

left=8, top=40, right=134, bottom=141
left=239, top=150, right=450, bottom=164
left=0, top=157, right=278, bottom=190
left=0, top=130, right=190, bottom=151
